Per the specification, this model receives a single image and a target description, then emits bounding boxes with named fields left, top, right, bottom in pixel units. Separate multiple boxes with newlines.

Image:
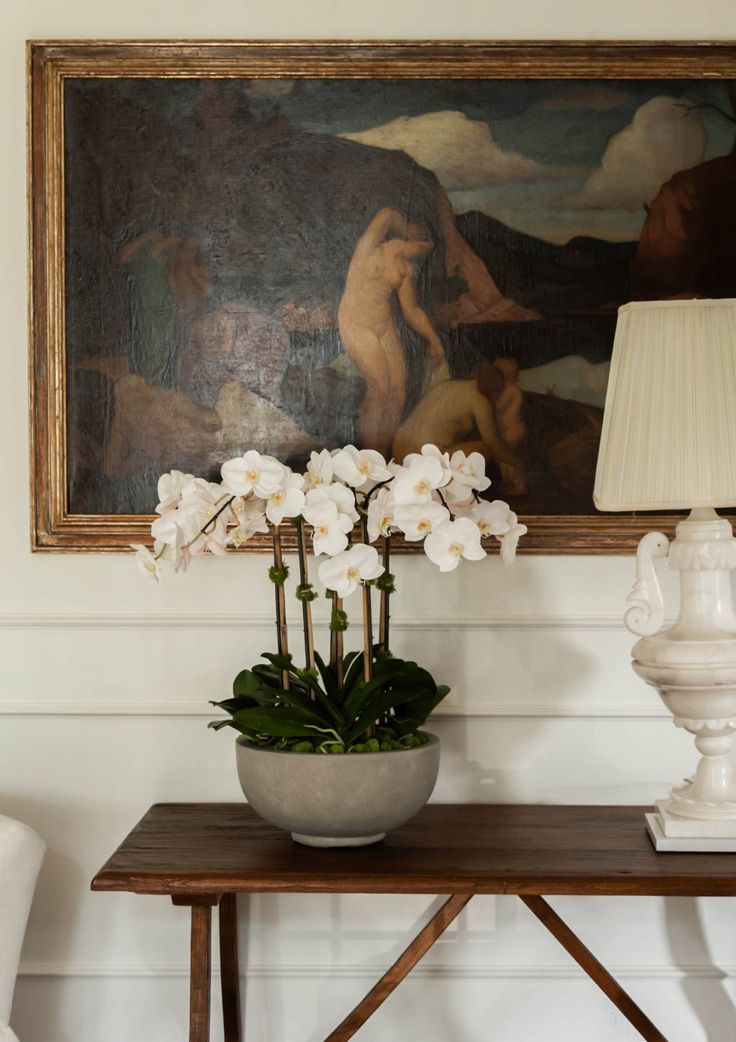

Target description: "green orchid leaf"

left=232, top=669, right=267, bottom=698
left=289, top=665, right=346, bottom=729
left=393, top=683, right=450, bottom=723
left=341, top=662, right=410, bottom=720
left=229, top=706, right=324, bottom=738
left=313, top=651, right=339, bottom=701
left=261, top=652, right=295, bottom=670
left=277, top=687, right=338, bottom=728
left=252, top=668, right=312, bottom=699
left=248, top=665, right=285, bottom=689
left=212, top=696, right=260, bottom=715
left=207, top=718, right=238, bottom=732
left=345, top=688, right=424, bottom=746
left=215, top=688, right=282, bottom=716
left=342, top=650, right=364, bottom=692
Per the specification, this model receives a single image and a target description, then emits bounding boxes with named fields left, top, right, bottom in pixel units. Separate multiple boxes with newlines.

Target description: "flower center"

left=418, top=519, right=431, bottom=532
left=272, top=490, right=284, bottom=504
left=414, top=479, right=429, bottom=495
left=245, top=468, right=259, bottom=483
left=358, top=460, right=371, bottom=474
left=316, top=524, right=328, bottom=537
left=449, top=541, right=464, bottom=557
left=347, top=567, right=359, bottom=581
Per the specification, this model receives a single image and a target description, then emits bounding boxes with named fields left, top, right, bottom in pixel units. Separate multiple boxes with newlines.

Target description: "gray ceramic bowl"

left=236, top=733, right=440, bottom=846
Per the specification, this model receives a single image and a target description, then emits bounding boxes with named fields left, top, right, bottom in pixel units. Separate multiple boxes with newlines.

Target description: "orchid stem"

left=184, top=494, right=236, bottom=553
left=362, top=582, right=374, bottom=685
left=360, top=519, right=374, bottom=688
left=272, top=526, right=290, bottom=690
left=357, top=519, right=377, bottom=739
left=329, top=593, right=337, bottom=675
left=333, top=593, right=345, bottom=691
left=295, top=520, right=315, bottom=673
left=379, top=535, right=391, bottom=653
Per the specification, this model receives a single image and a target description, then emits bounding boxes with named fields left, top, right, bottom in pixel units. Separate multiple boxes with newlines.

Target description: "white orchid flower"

left=305, top=483, right=359, bottom=523
left=131, top=543, right=162, bottom=581
left=178, top=477, right=229, bottom=510
left=157, top=478, right=230, bottom=561
left=303, top=500, right=354, bottom=556
left=498, top=515, right=528, bottom=564
left=227, top=495, right=269, bottom=547
left=394, top=500, right=450, bottom=542
left=392, top=455, right=446, bottom=506
left=470, top=499, right=517, bottom=538
left=366, top=487, right=396, bottom=541
left=155, top=469, right=195, bottom=515
left=402, top=444, right=452, bottom=487
left=265, top=469, right=305, bottom=526
left=221, top=450, right=285, bottom=498
left=443, top=478, right=476, bottom=509
left=151, top=510, right=179, bottom=554
left=317, top=543, right=384, bottom=597
left=331, top=445, right=392, bottom=488
left=150, top=509, right=194, bottom=571
left=449, top=450, right=492, bottom=492
left=303, top=449, right=334, bottom=489
left=424, top=517, right=487, bottom=572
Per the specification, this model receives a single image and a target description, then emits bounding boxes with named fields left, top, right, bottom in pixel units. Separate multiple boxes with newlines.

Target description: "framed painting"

left=28, top=41, right=736, bottom=552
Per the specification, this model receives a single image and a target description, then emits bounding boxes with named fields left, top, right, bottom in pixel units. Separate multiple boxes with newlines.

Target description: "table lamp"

left=594, top=298, right=736, bottom=851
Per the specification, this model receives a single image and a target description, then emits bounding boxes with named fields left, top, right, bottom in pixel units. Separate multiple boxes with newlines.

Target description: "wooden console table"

left=91, top=803, right=736, bottom=1042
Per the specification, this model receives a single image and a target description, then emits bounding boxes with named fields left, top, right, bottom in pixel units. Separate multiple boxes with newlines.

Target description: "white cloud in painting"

left=340, top=110, right=549, bottom=190
left=563, top=96, right=706, bottom=211
left=518, top=356, right=610, bottom=408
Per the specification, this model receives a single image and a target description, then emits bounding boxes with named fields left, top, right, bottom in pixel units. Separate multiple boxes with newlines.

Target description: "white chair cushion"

left=0, top=817, right=45, bottom=1038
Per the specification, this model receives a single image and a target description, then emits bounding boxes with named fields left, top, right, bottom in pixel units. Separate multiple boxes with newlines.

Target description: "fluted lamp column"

left=594, top=298, right=736, bottom=851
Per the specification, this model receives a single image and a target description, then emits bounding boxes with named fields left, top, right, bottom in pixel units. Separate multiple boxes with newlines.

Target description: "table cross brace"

left=182, top=892, right=671, bottom=1042
left=323, top=893, right=471, bottom=1041
left=520, top=895, right=670, bottom=1042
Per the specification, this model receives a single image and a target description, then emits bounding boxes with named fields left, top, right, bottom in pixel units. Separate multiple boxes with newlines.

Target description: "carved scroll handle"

left=624, top=531, right=670, bottom=637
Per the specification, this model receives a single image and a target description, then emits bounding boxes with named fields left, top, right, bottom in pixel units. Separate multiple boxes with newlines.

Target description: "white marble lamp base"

left=646, top=801, right=736, bottom=852
left=624, top=511, right=736, bottom=853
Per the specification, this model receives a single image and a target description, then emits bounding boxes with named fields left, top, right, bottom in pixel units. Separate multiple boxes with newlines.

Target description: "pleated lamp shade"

left=594, top=298, right=736, bottom=512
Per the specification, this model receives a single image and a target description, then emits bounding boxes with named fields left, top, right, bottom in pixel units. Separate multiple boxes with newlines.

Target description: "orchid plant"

left=135, top=444, right=526, bottom=754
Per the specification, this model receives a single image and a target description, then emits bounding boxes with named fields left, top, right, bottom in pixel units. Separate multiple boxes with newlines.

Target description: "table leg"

left=219, top=893, right=242, bottom=1042
left=189, top=904, right=212, bottom=1042
left=520, top=895, right=669, bottom=1042
left=323, top=894, right=471, bottom=1042
left=172, top=895, right=217, bottom=1042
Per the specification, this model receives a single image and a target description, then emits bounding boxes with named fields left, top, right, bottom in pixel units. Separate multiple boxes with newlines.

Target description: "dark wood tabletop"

left=90, top=803, right=736, bottom=898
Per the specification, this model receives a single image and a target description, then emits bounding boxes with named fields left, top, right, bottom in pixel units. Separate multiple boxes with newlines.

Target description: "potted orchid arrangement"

left=135, top=444, right=526, bottom=845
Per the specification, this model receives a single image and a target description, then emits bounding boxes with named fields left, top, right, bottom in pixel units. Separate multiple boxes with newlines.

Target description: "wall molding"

left=0, top=611, right=665, bottom=717
left=0, top=611, right=640, bottom=632
left=0, top=700, right=667, bottom=719
left=17, top=960, right=733, bottom=982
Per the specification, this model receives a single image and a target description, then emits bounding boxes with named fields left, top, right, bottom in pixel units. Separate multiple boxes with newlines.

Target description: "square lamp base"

left=646, top=801, right=736, bottom=852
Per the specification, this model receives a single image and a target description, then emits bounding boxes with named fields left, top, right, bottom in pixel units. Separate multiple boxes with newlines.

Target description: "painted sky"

left=248, top=78, right=736, bottom=244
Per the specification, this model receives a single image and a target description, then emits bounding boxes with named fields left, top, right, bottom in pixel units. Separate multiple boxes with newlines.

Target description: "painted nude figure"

left=338, top=207, right=446, bottom=455
left=392, top=358, right=527, bottom=495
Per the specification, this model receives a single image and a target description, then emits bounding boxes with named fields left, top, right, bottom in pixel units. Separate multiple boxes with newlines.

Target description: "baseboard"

left=17, top=961, right=734, bottom=982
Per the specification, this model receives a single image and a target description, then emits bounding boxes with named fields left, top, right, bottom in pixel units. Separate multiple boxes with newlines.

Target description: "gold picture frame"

left=28, top=40, right=736, bottom=552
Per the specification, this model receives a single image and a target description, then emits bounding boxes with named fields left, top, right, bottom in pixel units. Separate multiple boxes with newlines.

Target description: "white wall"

left=3, top=2, right=736, bottom=1040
